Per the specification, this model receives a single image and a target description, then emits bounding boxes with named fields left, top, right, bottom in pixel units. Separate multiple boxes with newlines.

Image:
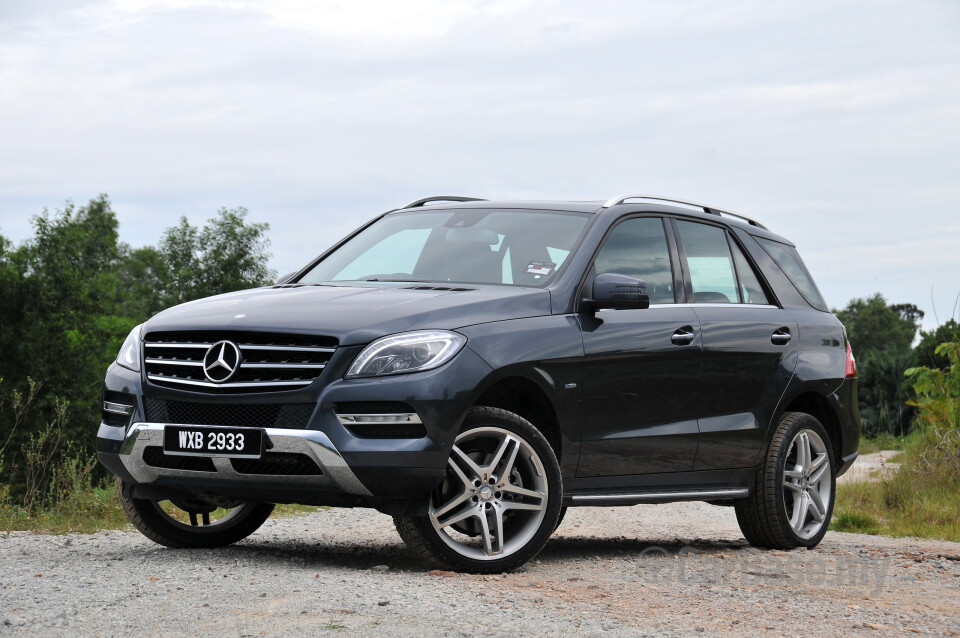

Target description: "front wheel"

left=735, top=412, right=836, bottom=549
left=118, top=481, right=275, bottom=548
left=394, top=407, right=563, bottom=573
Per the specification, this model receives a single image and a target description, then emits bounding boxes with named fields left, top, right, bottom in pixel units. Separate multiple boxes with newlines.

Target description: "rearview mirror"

left=586, top=273, right=650, bottom=311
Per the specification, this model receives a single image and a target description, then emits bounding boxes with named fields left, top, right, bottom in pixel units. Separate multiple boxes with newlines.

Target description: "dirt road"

left=3, top=501, right=959, bottom=636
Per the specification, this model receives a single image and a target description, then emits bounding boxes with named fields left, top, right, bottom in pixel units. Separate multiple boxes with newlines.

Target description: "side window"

left=675, top=221, right=738, bottom=303
left=593, top=217, right=675, bottom=304
left=755, top=237, right=826, bottom=309
left=730, top=240, right=770, bottom=305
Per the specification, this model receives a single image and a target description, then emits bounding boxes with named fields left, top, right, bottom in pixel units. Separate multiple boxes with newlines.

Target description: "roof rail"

left=601, top=194, right=766, bottom=229
left=401, top=196, right=487, bottom=209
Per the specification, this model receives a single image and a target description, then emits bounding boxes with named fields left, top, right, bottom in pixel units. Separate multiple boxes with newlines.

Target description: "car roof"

left=388, top=197, right=793, bottom=245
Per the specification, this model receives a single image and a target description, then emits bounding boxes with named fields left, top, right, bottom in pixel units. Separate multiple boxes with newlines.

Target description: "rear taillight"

left=845, top=342, right=857, bottom=378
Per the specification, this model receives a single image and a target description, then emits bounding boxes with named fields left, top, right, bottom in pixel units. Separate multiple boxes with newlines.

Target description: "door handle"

left=771, top=327, right=791, bottom=345
left=671, top=326, right=696, bottom=345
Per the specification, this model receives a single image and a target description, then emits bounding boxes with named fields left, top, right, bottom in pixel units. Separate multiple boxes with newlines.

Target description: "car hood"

left=142, top=284, right=553, bottom=345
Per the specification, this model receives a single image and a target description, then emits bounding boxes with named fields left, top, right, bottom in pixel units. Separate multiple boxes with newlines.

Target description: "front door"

left=577, top=216, right=702, bottom=476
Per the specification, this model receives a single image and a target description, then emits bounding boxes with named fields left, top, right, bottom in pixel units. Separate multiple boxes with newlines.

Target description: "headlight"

left=346, top=330, right=466, bottom=379
left=116, top=324, right=143, bottom=372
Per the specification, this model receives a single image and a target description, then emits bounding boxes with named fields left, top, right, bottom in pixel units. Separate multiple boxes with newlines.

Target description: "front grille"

left=102, top=390, right=135, bottom=427
left=142, top=446, right=216, bottom=472
left=143, top=331, right=337, bottom=394
left=144, top=399, right=314, bottom=429
left=231, top=453, right=321, bottom=475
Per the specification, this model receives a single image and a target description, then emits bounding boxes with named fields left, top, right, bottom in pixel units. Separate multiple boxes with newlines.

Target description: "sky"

left=1, top=0, right=958, bottom=331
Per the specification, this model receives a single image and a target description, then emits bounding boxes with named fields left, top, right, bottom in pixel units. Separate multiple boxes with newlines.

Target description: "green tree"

left=914, top=320, right=960, bottom=371
left=834, top=294, right=923, bottom=436
left=835, top=294, right=921, bottom=355
left=156, top=207, right=274, bottom=305
left=0, top=196, right=277, bottom=500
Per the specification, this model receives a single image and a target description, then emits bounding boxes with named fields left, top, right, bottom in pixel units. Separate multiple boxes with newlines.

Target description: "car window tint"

left=676, top=221, right=738, bottom=304
left=593, top=217, right=675, bottom=304
left=730, top=240, right=769, bottom=305
left=755, top=237, right=827, bottom=309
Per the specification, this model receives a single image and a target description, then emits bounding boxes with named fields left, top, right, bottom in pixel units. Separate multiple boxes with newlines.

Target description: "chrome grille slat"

left=144, top=358, right=203, bottom=367
left=144, top=331, right=337, bottom=394
left=144, top=343, right=212, bottom=349
left=240, top=345, right=336, bottom=353
left=242, top=362, right=327, bottom=369
left=146, top=375, right=314, bottom=389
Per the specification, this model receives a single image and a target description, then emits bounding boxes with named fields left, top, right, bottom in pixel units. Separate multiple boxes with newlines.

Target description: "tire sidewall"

left=772, top=414, right=836, bottom=548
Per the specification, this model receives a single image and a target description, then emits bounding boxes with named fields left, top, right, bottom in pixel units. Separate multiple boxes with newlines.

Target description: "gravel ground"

left=3, top=502, right=960, bottom=637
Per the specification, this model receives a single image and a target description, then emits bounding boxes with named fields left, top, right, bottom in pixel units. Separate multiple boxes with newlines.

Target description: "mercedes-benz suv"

left=97, top=194, right=860, bottom=573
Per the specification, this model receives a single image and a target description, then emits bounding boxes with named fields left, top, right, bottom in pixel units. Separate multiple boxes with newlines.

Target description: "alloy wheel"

left=429, top=426, right=548, bottom=560
left=781, top=428, right=833, bottom=540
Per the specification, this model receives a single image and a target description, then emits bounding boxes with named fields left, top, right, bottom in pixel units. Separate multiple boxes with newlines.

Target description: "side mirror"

left=586, top=273, right=650, bottom=311
left=276, top=272, right=297, bottom=285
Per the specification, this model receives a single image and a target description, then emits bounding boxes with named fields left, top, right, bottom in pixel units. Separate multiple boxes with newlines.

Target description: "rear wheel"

left=118, top=481, right=275, bottom=548
left=735, top=412, right=835, bottom=549
left=393, top=407, right=563, bottom=573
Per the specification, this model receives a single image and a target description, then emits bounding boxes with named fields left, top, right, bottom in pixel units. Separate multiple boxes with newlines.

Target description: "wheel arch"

left=779, top=390, right=844, bottom=463
left=469, top=369, right=565, bottom=465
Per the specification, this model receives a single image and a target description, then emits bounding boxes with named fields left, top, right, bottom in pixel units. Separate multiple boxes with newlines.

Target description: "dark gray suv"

left=97, top=194, right=860, bottom=573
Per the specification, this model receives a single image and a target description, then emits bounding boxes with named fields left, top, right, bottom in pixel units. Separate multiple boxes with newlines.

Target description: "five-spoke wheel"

left=394, top=407, right=562, bottom=573
left=735, top=412, right=836, bottom=549
left=781, top=428, right=832, bottom=540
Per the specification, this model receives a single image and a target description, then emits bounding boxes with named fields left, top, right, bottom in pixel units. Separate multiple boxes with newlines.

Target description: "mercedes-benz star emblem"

left=203, top=340, right=242, bottom=383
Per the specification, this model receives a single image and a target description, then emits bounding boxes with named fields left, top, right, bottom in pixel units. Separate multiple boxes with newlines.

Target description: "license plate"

left=163, top=426, right=263, bottom=458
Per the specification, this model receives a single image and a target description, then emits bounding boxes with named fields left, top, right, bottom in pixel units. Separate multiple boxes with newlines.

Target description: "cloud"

left=0, top=0, right=958, bottom=328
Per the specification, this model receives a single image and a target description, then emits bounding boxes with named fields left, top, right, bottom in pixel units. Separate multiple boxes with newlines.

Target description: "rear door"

left=577, top=216, right=702, bottom=476
left=671, top=219, right=798, bottom=470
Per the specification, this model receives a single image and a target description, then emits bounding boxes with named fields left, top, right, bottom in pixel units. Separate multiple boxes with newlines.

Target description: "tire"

left=555, top=506, right=568, bottom=531
left=118, top=481, right=275, bottom=549
left=735, top=412, right=836, bottom=550
left=393, top=406, right=563, bottom=573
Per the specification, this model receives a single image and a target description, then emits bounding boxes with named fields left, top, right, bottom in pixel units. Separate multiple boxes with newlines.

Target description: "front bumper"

left=107, top=421, right=371, bottom=492
left=97, top=344, right=494, bottom=505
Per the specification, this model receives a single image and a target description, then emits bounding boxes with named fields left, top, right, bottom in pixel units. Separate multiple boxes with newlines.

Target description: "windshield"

left=299, top=209, right=592, bottom=287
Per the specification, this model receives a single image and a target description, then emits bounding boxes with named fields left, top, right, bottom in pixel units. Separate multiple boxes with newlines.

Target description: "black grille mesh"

left=144, top=399, right=314, bottom=429
left=142, top=446, right=216, bottom=472
left=231, top=453, right=321, bottom=475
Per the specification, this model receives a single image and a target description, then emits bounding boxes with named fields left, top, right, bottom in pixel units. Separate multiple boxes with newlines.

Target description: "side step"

left=566, top=487, right=748, bottom=506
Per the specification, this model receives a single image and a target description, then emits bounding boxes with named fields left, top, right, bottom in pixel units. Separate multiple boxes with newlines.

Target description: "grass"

left=1, top=481, right=325, bottom=535
left=832, top=430, right=960, bottom=542
left=857, top=433, right=908, bottom=455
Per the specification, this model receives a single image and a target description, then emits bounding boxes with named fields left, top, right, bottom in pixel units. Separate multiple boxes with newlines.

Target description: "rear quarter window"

left=755, top=237, right=827, bottom=310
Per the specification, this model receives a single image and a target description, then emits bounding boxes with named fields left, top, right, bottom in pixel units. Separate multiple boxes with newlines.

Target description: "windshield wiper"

left=359, top=277, right=429, bottom=283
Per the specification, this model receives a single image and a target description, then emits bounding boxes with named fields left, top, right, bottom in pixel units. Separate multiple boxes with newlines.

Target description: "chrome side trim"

left=146, top=375, right=313, bottom=389
left=117, top=423, right=372, bottom=496
left=570, top=488, right=748, bottom=504
left=597, top=303, right=779, bottom=312
left=336, top=413, right=422, bottom=425
left=103, top=401, right=134, bottom=415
